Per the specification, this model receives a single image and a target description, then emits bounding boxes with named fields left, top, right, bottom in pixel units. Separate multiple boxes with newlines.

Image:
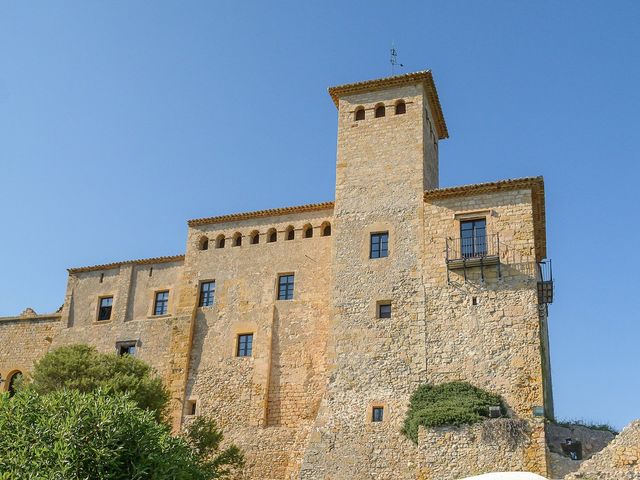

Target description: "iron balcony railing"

left=446, top=233, right=500, bottom=263
left=537, top=259, right=554, bottom=304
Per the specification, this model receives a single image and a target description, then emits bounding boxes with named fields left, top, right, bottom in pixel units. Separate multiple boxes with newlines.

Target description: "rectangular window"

left=116, top=341, right=136, bottom=356
left=98, top=296, right=113, bottom=321
left=277, top=274, right=295, bottom=300
left=370, top=232, right=389, bottom=259
left=154, top=291, right=169, bottom=316
left=460, top=219, right=487, bottom=258
left=372, top=406, right=384, bottom=422
left=237, top=333, right=253, bottom=357
left=199, top=281, right=215, bottom=307
left=187, top=400, right=197, bottom=416
left=378, top=303, right=392, bottom=319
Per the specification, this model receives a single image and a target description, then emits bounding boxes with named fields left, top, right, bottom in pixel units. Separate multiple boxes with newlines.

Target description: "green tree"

left=402, top=381, right=505, bottom=443
left=0, top=389, right=243, bottom=480
left=27, top=344, right=169, bottom=420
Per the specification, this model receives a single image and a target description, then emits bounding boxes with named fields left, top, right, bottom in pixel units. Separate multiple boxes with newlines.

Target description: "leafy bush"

left=27, top=344, right=169, bottom=420
left=402, top=381, right=505, bottom=443
left=0, top=389, right=243, bottom=479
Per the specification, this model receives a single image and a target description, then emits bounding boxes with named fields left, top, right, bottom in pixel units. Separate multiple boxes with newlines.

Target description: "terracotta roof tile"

left=68, top=255, right=185, bottom=274
left=188, top=201, right=334, bottom=227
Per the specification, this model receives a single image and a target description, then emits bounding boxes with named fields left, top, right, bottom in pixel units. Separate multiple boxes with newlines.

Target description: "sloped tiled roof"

left=188, top=201, right=334, bottom=227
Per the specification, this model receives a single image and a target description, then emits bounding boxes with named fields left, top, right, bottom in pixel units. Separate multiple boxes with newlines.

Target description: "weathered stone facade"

left=566, top=420, right=640, bottom=479
left=0, top=71, right=554, bottom=479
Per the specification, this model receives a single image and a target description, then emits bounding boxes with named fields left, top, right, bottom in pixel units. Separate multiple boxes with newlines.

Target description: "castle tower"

left=301, top=72, right=449, bottom=478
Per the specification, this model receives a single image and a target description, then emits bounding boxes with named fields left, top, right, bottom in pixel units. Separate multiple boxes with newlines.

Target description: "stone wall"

left=0, top=313, right=62, bottom=390
left=417, top=419, right=546, bottom=479
left=566, top=420, right=640, bottom=480
left=182, top=209, right=334, bottom=479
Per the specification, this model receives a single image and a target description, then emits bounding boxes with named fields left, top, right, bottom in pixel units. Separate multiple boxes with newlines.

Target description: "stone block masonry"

left=0, top=70, right=554, bottom=479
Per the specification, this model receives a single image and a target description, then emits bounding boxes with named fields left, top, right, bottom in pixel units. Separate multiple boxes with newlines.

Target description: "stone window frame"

left=236, top=332, right=254, bottom=357
left=377, top=300, right=392, bottom=319
left=374, top=103, right=386, bottom=118
left=362, top=223, right=394, bottom=262
left=368, top=402, right=388, bottom=423
left=230, top=322, right=257, bottom=358
left=185, top=398, right=198, bottom=416
left=115, top=340, right=138, bottom=357
left=198, top=280, right=216, bottom=308
left=276, top=272, right=296, bottom=301
left=148, top=288, right=172, bottom=318
left=94, top=294, right=116, bottom=324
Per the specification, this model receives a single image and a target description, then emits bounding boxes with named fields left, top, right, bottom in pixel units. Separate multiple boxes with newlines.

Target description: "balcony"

left=445, top=233, right=501, bottom=282
left=537, top=260, right=554, bottom=304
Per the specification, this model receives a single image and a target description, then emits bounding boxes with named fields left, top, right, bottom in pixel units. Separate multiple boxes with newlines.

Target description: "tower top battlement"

left=328, top=70, right=449, bottom=139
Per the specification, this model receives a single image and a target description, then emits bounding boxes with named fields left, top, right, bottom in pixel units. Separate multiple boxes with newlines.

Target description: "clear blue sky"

left=1, top=1, right=638, bottom=430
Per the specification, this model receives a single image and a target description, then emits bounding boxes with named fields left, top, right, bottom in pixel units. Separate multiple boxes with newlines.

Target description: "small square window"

left=370, top=232, right=389, bottom=259
left=237, top=333, right=253, bottom=357
left=116, top=341, right=136, bottom=356
left=372, top=406, right=384, bottom=422
left=378, top=303, right=392, bottom=319
left=154, top=291, right=169, bottom=316
left=98, top=296, right=113, bottom=321
left=199, top=281, right=215, bottom=307
left=277, top=274, right=295, bottom=300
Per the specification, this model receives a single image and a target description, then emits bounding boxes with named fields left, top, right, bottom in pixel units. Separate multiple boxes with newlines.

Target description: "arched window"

left=233, top=232, right=242, bottom=247
left=395, top=100, right=406, bottom=115
left=303, top=224, right=313, bottom=238
left=215, top=234, right=226, bottom=249
left=354, top=107, right=365, bottom=121
left=285, top=226, right=295, bottom=241
left=267, top=228, right=277, bottom=243
left=321, top=222, right=332, bottom=237
left=7, top=371, right=22, bottom=397
left=250, top=230, right=260, bottom=245
left=375, top=104, right=386, bottom=118
left=198, top=236, right=209, bottom=251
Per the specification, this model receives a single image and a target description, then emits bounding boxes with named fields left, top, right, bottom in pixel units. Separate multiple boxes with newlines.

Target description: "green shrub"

left=402, top=381, right=505, bottom=443
left=555, top=418, right=618, bottom=435
left=27, top=344, right=170, bottom=421
left=0, top=389, right=243, bottom=479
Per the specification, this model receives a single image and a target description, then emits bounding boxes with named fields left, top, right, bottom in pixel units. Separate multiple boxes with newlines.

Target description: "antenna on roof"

left=390, top=42, right=404, bottom=75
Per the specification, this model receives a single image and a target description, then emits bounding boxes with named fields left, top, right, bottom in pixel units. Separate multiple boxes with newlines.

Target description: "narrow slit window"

left=372, top=406, right=384, bottom=422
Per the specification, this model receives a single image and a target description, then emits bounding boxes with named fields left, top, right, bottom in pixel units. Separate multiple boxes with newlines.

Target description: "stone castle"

left=0, top=70, right=556, bottom=479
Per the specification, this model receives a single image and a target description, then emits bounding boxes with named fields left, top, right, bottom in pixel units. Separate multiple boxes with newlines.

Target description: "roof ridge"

left=68, top=254, right=185, bottom=274
left=188, top=201, right=334, bottom=227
